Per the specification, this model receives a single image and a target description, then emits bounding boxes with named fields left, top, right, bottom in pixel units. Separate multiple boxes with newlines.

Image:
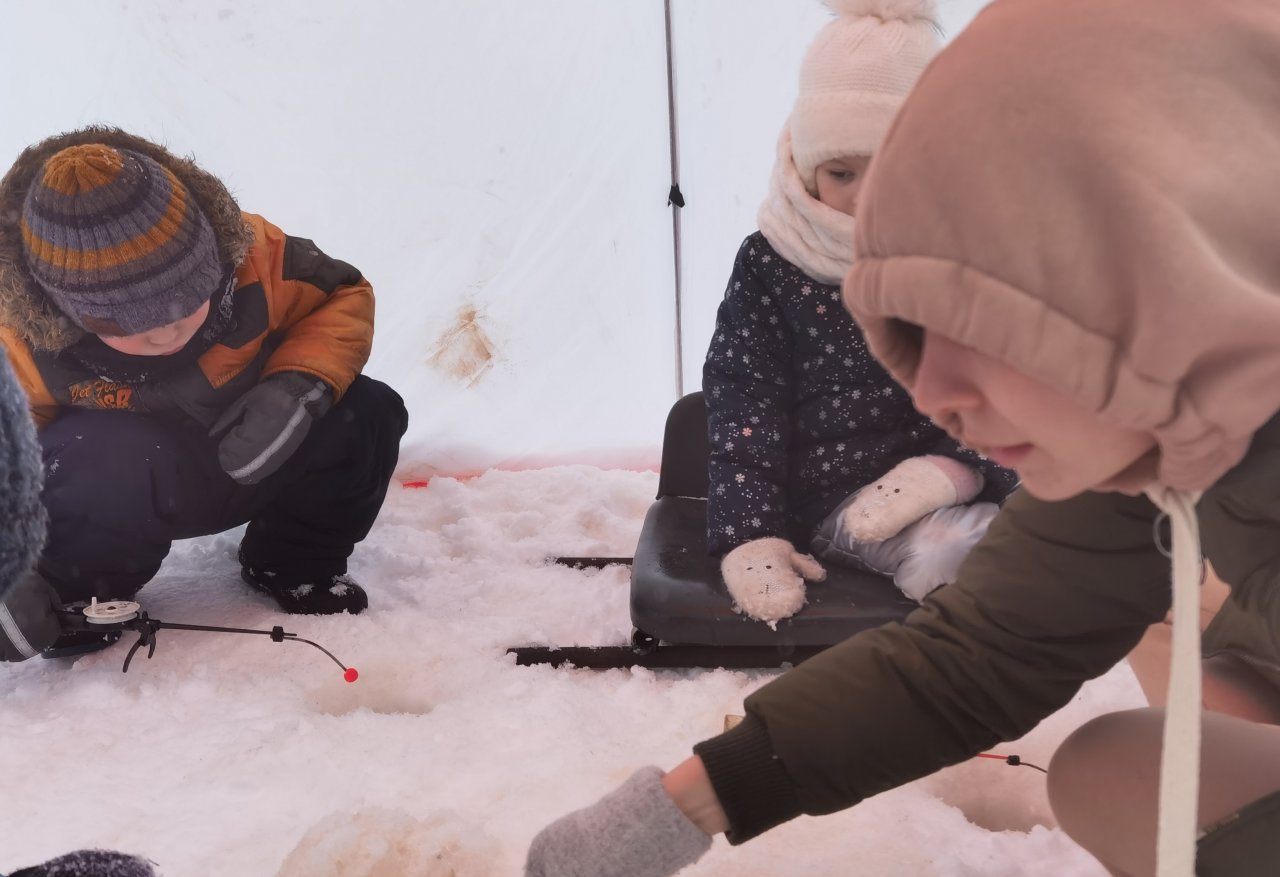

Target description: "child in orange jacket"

left=0, top=128, right=407, bottom=661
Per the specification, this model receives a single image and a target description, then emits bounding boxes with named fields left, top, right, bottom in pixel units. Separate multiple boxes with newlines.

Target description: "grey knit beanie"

left=19, top=143, right=222, bottom=337
left=0, top=353, right=46, bottom=598
left=9, top=850, right=157, bottom=877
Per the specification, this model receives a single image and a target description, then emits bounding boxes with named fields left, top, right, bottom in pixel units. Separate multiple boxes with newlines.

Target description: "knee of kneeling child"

left=40, top=412, right=181, bottom=500
left=340, top=377, right=408, bottom=438
left=1048, top=708, right=1164, bottom=830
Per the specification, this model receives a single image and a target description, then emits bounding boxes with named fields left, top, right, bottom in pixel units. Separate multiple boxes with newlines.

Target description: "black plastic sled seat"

left=629, top=392, right=917, bottom=655
left=512, top=393, right=920, bottom=669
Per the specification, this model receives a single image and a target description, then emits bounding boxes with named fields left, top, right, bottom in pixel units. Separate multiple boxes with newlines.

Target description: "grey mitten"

left=210, top=372, right=333, bottom=485
left=525, top=766, right=712, bottom=877
left=0, top=571, right=65, bottom=662
left=828, top=503, right=999, bottom=601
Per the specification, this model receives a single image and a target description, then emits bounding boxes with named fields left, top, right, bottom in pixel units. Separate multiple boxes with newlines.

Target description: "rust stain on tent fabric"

left=428, top=305, right=496, bottom=387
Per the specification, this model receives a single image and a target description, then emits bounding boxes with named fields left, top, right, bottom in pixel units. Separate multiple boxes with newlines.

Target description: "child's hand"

left=840, top=455, right=984, bottom=543
left=525, top=767, right=712, bottom=877
left=210, top=372, right=332, bottom=485
left=720, top=537, right=827, bottom=626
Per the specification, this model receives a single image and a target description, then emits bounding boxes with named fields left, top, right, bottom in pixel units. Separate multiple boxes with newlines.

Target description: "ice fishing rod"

left=975, top=753, right=1048, bottom=773
left=728, top=715, right=1048, bottom=774
left=66, top=598, right=359, bottom=682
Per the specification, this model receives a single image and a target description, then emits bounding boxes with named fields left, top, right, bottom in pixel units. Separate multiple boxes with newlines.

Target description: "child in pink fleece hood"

left=527, top=1, right=1280, bottom=876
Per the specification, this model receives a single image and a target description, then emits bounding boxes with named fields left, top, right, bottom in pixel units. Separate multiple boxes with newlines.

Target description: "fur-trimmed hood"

left=0, top=127, right=255, bottom=352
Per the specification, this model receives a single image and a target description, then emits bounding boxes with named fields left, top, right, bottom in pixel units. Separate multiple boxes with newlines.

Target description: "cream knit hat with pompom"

left=791, top=0, right=941, bottom=192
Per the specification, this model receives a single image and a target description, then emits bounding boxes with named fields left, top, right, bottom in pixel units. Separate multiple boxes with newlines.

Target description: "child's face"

left=96, top=300, right=210, bottom=357
left=814, top=156, right=872, bottom=217
left=910, top=331, right=1158, bottom=500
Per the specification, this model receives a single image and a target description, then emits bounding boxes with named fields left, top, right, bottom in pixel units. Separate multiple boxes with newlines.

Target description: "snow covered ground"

left=1, top=467, right=1144, bottom=876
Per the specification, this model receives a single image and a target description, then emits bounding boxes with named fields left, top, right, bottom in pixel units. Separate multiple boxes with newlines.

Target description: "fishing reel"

left=53, top=598, right=359, bottom=682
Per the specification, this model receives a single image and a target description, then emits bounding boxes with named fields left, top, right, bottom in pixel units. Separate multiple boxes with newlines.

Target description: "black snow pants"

left=35, top=375, right=408, bottom=604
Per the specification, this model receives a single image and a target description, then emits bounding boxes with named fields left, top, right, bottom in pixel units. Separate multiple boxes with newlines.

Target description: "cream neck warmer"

left=757, top=129, right=857, bottom=287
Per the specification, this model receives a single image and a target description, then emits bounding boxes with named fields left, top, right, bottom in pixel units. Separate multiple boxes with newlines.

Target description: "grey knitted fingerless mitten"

left=525, top=766, right=713, bottom=877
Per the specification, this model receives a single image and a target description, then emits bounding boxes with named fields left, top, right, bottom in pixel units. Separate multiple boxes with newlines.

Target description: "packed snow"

left=1, top=467, right=1144, bottom=875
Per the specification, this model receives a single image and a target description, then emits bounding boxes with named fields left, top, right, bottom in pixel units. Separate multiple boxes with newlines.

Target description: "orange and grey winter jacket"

left=694, top=0, right=1280, bottom=854
left=0, top=128, right=372, bottom=429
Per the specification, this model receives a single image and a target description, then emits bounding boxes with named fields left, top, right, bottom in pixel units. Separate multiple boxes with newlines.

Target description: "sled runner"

left=515, top=392, right=917, bottom=669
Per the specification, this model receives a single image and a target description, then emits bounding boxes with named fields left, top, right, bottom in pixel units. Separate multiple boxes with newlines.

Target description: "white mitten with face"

left=720, top=537, right=827, bottom=628
left=840, top=455, right=983, bottom=543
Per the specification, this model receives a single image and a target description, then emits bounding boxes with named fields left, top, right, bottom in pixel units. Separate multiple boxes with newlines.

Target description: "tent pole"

left=664, top=0, right=686, bottom=399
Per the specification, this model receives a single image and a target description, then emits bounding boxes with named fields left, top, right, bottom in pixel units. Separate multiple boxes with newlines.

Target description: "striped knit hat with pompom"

left=19, top=143, right=222, bottom=337
left=791, top=0, right=942, bottom=193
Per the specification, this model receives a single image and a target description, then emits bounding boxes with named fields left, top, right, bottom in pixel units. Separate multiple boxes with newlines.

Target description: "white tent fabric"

left=0, top=0, right=991, bottom=477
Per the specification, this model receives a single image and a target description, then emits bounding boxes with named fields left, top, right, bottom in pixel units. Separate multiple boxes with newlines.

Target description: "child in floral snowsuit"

left=704, top=0, right=1017, bottom=622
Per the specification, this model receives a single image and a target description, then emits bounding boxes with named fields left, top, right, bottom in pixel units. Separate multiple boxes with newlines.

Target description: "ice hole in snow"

left=275, top=807, right=498, bottom=877
left=308, top=666, right=436, bottom=717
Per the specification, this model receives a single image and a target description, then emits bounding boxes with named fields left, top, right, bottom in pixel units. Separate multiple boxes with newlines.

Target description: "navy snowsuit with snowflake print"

left=703, top=232, right=1018, bottom=556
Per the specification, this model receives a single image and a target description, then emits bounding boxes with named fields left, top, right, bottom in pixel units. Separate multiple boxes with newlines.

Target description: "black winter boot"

left=240, top=554, right=368, bottom=615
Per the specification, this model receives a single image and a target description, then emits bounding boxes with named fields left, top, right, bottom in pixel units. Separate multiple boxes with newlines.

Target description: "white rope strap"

left=1148, top=487, right=1203, bottom=877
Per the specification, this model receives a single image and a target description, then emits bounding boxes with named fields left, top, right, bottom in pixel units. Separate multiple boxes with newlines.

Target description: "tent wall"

left=1, top=0, right=991, bottom=476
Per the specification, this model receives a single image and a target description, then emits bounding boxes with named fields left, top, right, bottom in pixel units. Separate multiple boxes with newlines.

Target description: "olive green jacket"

left=695, top=411, right=1280, bottom=842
